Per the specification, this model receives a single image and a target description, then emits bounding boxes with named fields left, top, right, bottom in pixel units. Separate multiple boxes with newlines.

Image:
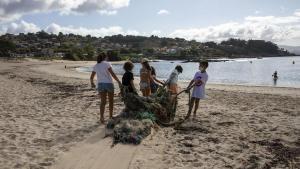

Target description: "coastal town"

left=0, top=31, right=294, bottom=61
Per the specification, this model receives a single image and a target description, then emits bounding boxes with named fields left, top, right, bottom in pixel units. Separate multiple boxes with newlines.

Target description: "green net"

left=107, top=86, right=177, bottom=145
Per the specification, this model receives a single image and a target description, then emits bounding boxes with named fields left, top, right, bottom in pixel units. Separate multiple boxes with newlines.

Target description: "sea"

left=76, top=56, right=300, bottom=88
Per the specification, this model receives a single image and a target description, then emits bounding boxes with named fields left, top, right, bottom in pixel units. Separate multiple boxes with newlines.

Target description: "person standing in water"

left=272, top=71, right=278, bottom=86
left=90, top=52, right=122, bottom=124
left=272, top=71, right=278, bottom=80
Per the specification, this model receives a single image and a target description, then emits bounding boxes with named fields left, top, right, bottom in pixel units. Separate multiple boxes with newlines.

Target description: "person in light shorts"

left=90, top=53, right=121, bottom=124
left=139, top=58, right=152, bottom=96
left=186, top=61, right=209, bottom=118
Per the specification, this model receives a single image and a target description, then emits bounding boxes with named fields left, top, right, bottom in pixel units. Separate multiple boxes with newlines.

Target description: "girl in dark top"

left=122, top=61, right=137, bottom=93
left=150, top=66, right=164, bottom=93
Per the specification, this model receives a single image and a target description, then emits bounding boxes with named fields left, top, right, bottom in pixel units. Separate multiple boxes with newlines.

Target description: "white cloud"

left=170, top=9, right=300, bottom=44
left=1, top=9, right=300, bottom=46
left=295, top=9, right=300, bottom=17
left=0, top=21, right=140, bottom=37
left=151, top=30, right=162, bottom=36
left=3, top=20, right=41, bottom=34
left=98, top=10, right=117, bottom=15
left=157, top=9, right=170, bottom=15
left=44, top=23, right=139, bottom=37
left=0, top=0, right=130, bottom=22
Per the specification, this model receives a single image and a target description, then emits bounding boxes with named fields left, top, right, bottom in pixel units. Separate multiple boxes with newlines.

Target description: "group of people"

left=90, top=52, right=209, bottom=124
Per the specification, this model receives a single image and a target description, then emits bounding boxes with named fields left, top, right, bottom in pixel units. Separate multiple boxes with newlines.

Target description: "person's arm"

left=90, top=71, right=96, bottom=88
left=153, top=76, right=164, bottom=85
left=108, top=67, right=121, bottom=86
left=187, top=79, right=195, bottom=89
left=130, top=80, right=137, bottom=93
left=149, top=71, right=155, bottom=83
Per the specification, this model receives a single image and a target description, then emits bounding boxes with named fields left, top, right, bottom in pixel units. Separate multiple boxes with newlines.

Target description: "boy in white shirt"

left=186, top=61, right=209, bottom=118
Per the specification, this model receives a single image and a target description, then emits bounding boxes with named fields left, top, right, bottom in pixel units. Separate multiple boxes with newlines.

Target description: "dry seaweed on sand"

left=251, top=139, right=300, bottom=169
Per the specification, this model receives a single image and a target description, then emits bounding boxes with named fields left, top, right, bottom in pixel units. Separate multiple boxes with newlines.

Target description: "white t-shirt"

left=92, top=61, right=113, bottom=84
left=166, top=69, right=179, bottom=85
left=192, top=71, right=208, bottom=99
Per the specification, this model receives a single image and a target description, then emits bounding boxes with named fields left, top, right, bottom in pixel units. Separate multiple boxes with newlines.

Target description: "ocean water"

left=76, top=56, right=300, bottom=88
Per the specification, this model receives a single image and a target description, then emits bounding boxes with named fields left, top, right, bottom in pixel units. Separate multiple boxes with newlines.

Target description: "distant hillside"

left=279, top=45, right=300, bottom=55
left=0, top=32, right=295, bottom=60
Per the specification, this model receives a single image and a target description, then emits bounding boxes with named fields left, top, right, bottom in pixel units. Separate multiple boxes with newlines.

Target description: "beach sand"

left=0, top=59, right=299, bottom=169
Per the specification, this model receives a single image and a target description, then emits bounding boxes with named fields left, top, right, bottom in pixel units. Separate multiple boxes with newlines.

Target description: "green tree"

left=83, top=44, right=95, bottom=60
left=160, top=39, right=168, bottom=47
left=0, top=40, right=16, bottom=57
left=107, top=50, right=120, bottom=61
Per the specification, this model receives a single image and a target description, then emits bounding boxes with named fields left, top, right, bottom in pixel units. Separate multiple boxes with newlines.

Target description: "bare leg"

left=193, top=98, right=200, bottom=116
left=99, top=92, right=107, bottom=123
left=108, top=92, right=114, bottom=119
left=145, top=88, right=151, bottom=96
left=141, top=89, right=146, bottom=96
left=189, top=97, right=195, bottom=119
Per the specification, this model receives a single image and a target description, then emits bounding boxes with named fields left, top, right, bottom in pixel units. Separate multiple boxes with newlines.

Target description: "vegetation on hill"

left=0, top=31, right=295, bottom=60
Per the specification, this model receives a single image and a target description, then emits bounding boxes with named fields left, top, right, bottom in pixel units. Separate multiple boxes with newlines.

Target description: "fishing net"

left=112, top=119, right=153, bottom=145
left=106, top=86, right=178, bottom=145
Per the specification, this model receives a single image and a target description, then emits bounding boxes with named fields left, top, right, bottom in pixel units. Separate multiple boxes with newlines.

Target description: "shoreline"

left=32, top=59, right=300, bottom=97
left=70, top=57, right=300, bottom=89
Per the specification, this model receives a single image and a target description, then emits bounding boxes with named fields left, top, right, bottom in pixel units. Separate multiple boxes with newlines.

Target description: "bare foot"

left=100, top=118, right=105, bottom=124
left=192, top=114, right=196, bottom=120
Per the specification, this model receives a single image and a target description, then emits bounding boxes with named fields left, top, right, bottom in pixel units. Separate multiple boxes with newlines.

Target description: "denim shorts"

left=140, top=82, right=150, bottom=90
left=97, top=83, right=114, bottom=93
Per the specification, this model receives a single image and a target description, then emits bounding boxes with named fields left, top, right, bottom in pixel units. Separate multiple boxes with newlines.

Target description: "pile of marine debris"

left=106, top=87, right=183, bottom=145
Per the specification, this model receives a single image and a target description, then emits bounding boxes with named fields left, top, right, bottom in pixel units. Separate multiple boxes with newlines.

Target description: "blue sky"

left=0, top=0, right=300, bottom=45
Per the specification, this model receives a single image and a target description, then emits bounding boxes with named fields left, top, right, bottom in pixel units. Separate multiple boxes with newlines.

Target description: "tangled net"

left=106, top=86, right=189, bottom=145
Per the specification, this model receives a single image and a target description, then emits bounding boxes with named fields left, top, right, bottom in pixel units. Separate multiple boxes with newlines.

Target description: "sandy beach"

left=0, top=59, right=299, bottom=169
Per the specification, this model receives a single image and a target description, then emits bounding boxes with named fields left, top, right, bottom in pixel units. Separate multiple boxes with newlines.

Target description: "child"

left=122, top=61, right=137, bottom=94
left=165, top=65, right=183, bottom=94
left=140, top=58, right=152, bottom=96
left=187, top=61, right=209, bottom=118
left=150, top=66, right=164, bottom=93
left=90, top=53, right=122, bottom=123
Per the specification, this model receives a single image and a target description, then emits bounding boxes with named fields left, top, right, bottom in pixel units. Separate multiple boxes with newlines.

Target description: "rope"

left=157, top=85, right=194, bottom=127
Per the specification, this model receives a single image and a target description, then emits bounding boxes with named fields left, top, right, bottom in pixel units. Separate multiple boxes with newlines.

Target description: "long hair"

left=142, top=61, right=151, bottom=71
left=150, top=66, right=156, bottom=76
left=97, top=52, right=106, bottom=63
